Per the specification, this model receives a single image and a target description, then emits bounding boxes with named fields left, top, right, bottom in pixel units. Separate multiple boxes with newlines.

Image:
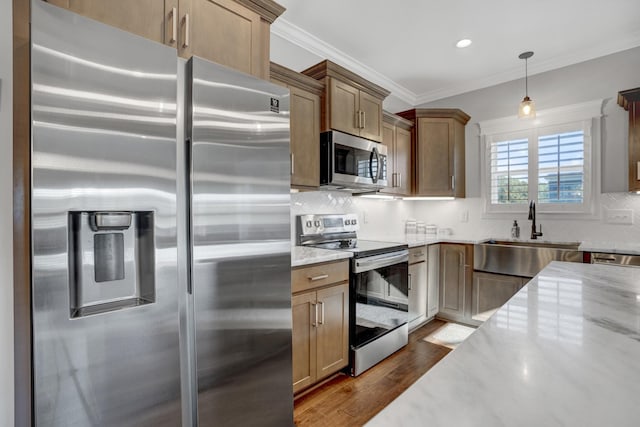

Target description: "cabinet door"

left=439, top=244, right=465, bottom=319
left=291, top=291, right=317, bottom=393
left=427, top=245, right=440, bottom=318
left=328, top=78, right=360, bottom=137
left=395, top=126, right=412, bottom=195
left=629, top=102, right=640, bottom=191
left=290, top=86, right=320, bottom=188
left=408, top=261, right=427, bottom=323
left=181, top=0, right=268, bottom=78
left=417, top=118, right=454, bottom=196
left=471, top=272, right=522, bottom=322
left=316, top=283, right=349, bottom=380
left=380, top=122, right=397, bottom=194
left=359, top=91, right=383, bottom=142
left=51, top=0, right=172, bottom=43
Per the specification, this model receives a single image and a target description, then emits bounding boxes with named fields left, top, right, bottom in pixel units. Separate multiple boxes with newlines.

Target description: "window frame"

left=479, top=100, right=602, bottom=218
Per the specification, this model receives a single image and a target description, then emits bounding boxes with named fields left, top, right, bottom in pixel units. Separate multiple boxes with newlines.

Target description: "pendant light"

left=518, top=51, right=535, bottom=118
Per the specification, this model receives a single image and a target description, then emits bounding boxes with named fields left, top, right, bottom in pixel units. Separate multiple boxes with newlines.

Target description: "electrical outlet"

left=362, top=211, right=368, bottom=224
left=459, top=210, right=469, bottom=223
left=605, top=209, right=633, bottom=225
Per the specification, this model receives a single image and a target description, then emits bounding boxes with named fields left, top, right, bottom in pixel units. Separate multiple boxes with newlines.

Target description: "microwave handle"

left=370, top=146, right=380, bottom=183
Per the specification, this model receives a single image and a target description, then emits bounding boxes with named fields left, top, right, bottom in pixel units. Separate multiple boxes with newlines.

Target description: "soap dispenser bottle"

left=511, top=220, right=520, bottom=238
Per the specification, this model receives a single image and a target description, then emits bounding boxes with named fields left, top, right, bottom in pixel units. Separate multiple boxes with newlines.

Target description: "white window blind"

left=538, top=131, right=584, bottom=204
left=490, top=138, right=528, bottom=204
left=479, top=99, right=602, bottom=217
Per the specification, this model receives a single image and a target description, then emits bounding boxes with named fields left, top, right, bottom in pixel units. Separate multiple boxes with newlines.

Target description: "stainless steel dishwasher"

left=590, top=252, right=640, bottom=267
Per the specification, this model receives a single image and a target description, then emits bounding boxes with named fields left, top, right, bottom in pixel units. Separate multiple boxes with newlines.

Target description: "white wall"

left=0, top=0, right=14, bottom=424
left=415, top=46, right=640, bottom=196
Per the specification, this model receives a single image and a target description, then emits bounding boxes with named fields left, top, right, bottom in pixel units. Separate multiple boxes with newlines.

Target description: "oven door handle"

left=354, top=250, right=409, bottom=273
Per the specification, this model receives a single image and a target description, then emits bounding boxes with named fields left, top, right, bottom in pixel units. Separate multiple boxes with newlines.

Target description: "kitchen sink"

left=474, top=239, right=583, bottom=278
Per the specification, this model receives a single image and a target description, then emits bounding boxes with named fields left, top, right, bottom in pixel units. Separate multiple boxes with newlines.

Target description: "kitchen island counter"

left=367, top=261, right=640, bottom=427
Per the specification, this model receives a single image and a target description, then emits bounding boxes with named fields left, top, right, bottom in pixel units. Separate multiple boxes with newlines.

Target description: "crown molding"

left=273, top=19, right=640, bottom=109
left=271, top=18, right=417, bottom=106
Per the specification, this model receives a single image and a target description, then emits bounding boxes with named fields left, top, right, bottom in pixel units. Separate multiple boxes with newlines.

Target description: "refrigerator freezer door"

left=188, top=57, right=293, bottom=426
left=31, top=2, right=181, bottom=426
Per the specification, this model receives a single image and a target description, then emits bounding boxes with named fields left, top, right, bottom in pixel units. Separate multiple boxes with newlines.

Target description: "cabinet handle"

left=451, top=175, right=455, bottom=190
left=318, top=301, right=325, bottom=325
left=391, top=172, right=396, bottom=187
left=636, top=161, right=640, bottom=181
left=291, top=153, right=294, bottom=175
left=183, top=13, right=190, bottom=48
left=397, top=173, right=402, bottom=189
left=362, top=111, right=366, bottom=129
left=408, top=273, right=412, bottom=290
left=308, top=274, right=329, bottom=281
left=170, top=7, right=177, bottom=43
left=355, top=111, right=360, bottom=129
left=311, top=302, right=318, bottom=327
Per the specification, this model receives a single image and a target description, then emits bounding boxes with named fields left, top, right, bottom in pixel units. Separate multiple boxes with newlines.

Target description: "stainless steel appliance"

left=320, top=130, right=388, bottom=192
left=297, top=214, right=409, bottom=376
left=31, top=2, right=293, bottom=426
left=590, top=252, right=640, bottom=267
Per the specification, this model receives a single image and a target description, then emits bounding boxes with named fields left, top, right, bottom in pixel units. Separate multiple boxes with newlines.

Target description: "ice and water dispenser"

left=68, top=211, right=155, bottom=318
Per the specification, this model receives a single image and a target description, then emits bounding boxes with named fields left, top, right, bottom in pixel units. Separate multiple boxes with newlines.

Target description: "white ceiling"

left=270, top=0, right=640, bottom=111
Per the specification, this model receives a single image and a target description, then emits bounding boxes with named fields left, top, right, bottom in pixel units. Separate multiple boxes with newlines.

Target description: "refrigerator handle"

left=186, top=137, right=194, bottom=295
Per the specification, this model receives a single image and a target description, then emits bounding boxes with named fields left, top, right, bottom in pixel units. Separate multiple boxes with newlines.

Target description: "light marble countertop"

left=291, top=246, right=352, bottom=267
left=366, top=261, right=640, bottom=427
left=292, top=237, right=640, bottom=267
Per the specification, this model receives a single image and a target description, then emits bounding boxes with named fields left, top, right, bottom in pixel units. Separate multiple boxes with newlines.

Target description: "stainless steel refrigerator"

left=31, top=2, right=293, bottom=426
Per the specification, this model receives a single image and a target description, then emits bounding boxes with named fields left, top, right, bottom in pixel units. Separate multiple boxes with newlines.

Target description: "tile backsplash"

left=291, top=191, right=640, bottom=245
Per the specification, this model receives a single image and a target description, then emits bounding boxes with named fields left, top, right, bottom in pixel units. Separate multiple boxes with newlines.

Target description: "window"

left=480, top=100, right=602, bottom=216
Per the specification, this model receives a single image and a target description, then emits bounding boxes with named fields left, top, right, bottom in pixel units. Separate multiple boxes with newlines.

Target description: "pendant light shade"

left=518, top=51, right=536, bottom=118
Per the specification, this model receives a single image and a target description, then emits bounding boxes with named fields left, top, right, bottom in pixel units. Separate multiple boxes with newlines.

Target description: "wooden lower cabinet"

left=291, top=261, right=349, bottom=394
left=471, top=272, right=526, bottom=322
left=408, top=246, right=427, bottom=329
left=438, top=243, right=473, bottom=324
left=427, top=244, right=440, bottom=319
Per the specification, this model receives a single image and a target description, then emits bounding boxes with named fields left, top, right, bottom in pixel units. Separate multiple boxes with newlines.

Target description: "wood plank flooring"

left=294, top=319, right=451, bottom=427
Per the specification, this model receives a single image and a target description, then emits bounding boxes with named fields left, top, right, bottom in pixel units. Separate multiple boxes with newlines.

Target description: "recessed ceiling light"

left=456, top=39, right=472, bottom=48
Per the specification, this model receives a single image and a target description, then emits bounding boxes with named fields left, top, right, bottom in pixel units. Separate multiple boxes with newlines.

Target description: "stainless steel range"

left=297, top=214, right=409, bottom=376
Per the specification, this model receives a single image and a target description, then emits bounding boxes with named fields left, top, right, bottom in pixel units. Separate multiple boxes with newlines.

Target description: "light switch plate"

left=605, top=209, right=633, bottom=225
left=459, top=210, right=469, bottom=223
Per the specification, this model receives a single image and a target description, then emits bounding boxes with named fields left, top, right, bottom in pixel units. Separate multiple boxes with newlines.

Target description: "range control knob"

left=306, top=221, right=312, bottom=228
left=345, top=220, right=351, bottom=225
left=352, top=219, right=357, bottom=225
left=314, top=220, right=321, bottom=227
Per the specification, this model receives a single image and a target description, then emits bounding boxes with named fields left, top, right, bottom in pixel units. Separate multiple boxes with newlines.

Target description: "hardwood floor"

left=293, top=319, right=451, bottom=427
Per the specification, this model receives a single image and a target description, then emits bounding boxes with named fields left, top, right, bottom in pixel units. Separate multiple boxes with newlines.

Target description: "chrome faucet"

left=528, top=201, right=543, bottom=239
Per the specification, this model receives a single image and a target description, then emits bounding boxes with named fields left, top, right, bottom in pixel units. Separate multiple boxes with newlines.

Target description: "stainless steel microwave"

left=320, top=130, right=388, bottom=193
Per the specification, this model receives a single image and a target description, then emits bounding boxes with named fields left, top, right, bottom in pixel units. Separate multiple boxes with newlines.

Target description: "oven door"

left=351, top=251, right=408, bottom=349
left=321, top=130, right=388, bottom=190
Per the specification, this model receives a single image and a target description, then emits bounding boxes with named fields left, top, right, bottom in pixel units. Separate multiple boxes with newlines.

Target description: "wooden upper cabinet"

left=397, top=108, right=470, bottom=198
left=302, top=60, right=390, bottom=143
left=46, top=0, right=172, bottom=43
left=358, top=91, right=383, bottom=141
left=618, top=88, right=640, bottom=192
left=270, top=62, right=324, bottom=189
left=380, top=111, right=413, bottom=196
left=46, top=0, right=285, bottom=80
left=329, top=79, right=361, bottom=136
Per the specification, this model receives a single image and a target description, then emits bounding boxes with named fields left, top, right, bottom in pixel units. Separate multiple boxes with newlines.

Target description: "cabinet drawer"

left=292, top=260, right=349, bottom=293
left=409, top=246, right=427, bottom=264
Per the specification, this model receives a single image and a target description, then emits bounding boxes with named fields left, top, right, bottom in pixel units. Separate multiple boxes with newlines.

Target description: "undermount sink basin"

left=485, top=239, right=581, bottom=250
left=475, top=239, right=583, bottom=278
